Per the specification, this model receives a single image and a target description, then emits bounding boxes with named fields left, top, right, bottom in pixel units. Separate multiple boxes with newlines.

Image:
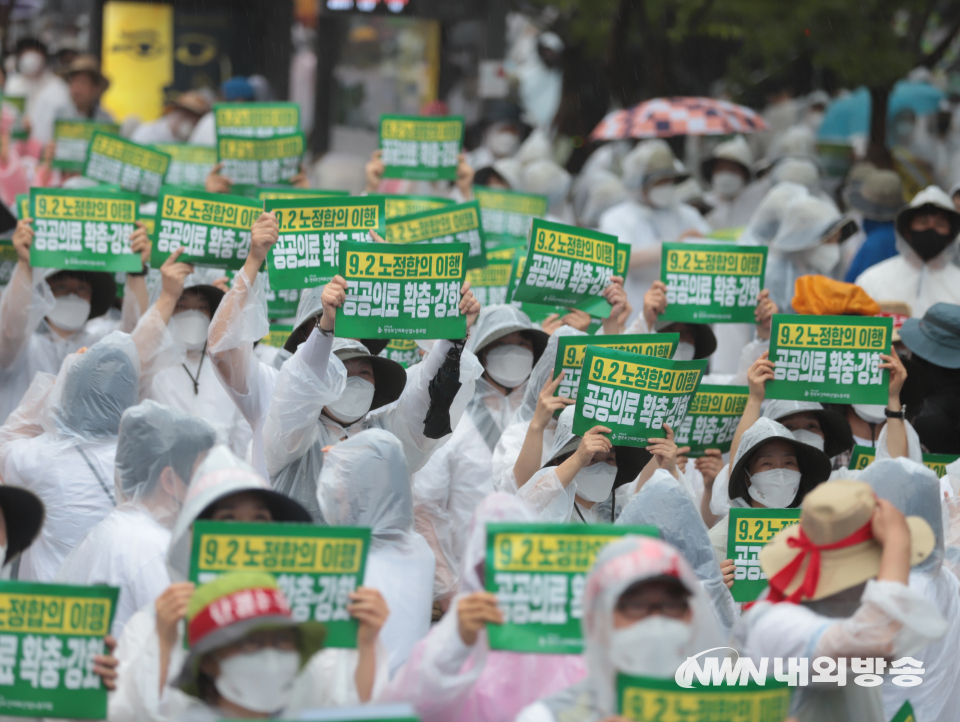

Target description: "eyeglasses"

left=615, top=597, right=689, bottom=620
left=230, top=629, right=298, bottom=654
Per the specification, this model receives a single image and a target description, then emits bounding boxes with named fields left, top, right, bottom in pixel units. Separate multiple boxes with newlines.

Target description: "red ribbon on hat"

left=766, top=519, right=875, bottom=604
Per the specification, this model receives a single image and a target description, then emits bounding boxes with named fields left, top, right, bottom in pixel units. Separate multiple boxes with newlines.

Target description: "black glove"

left=423, top=340, right=465, bottom=439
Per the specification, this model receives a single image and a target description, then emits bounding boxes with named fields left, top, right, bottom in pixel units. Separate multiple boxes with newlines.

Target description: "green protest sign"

left=578, top=243, right=632, bottom=319
left=264, top=196, right=385, bottom=290
left=214, top=102, right=300, bottom=138
left=52, top=120, right=119, bottom=172
left=727, top=507, right=801, bottom=602
left=767, top=314, right=892, bottom=404
left=252, top=187, right=349, bottom=201
left=384, top=194, right=454, bottom=219
left=673, top=385, right=750, bottom=458
left=485, top=523, right=658, bottom=654
left=29, top=188, right=141, bottom=273
left=848, top=445, right=875, bottom=470
left=15, top=194, right=28, bottom=219
left=848, top=446, right=959, bottom=478
left=466, top=242, right=523, bottom=308
left=189, top=520, right=370, bottom=648
left=151, top=187, right=261, bottom=270
left=4, top=96, right=27, bottom=140
left=83, top=132, right=171, bottom=197
left=573, top=347, right=706, bottom=448
left=0, top=581, right=119, bottom=719
left=512, top=219, right=616, bottom=310
left=379, top=339, right=421, bottom=368
left=504, top=248, right=565, bottom=322
left=554, top=334, right=678, bottom=404
left=335, top=241, right=468, bottom=340
left=659, top=242, right=768, bottom=324
left=217, top=133, right=305, bottom=186
left=617, top=674, right=791, bottom=722
left=890, top=701, right=916, bottom=722
left=152, top=144, right=218, bottom=187
left=473, top=186, right=547, bottom=246
left=379, top=114, right=464, bottom=181
left=260, top=325, right=293, bottom=349
left=385, top=200, right=487, bottom=270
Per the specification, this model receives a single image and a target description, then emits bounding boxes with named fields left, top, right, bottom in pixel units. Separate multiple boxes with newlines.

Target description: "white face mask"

left=673, top=341, right=696, bottom=362
left=791, top=428, right=825, bottom=452
left=852, top=404, right=886, bottom=424
left=574, top=461, right=618, bottom=503
left=47, top=293, right=91, bottom=332
left=325, top=376, right=375, bottom=424
left=646, top=184, right=675, bottom=209
left=712, top=171, right=745, bottom=199
left=487, top=129, right=520, bottom=158
left=746, top=468, right=802, bottom=508
left=484, top=345, right=534, bottom=388
left=169, top=309, right=210, bottom=352
left=804, top=243, right=841, bottom=274
left=852, top=433, right=877, bottom=448
left=214, top=647, right=300, bottom=714
left=609, top=615, right=693, bottom=678
left=18, top=51, right=44, bottom=77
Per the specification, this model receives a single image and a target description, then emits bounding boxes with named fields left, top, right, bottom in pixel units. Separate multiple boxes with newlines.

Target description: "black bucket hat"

left=45, top=269, right=116, bottom=320
left=654, top=319, right=717, bottom=359
left=332, top=338, right=407, bottom=412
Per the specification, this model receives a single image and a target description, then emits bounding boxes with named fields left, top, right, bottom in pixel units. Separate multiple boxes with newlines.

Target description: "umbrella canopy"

left=590, top=97, right=768, bottom=140
left=817, top=82, right=945, bottom=141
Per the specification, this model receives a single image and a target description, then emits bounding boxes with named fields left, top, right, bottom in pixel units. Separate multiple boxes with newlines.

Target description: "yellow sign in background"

left=101, top=2, right=174, bottom=123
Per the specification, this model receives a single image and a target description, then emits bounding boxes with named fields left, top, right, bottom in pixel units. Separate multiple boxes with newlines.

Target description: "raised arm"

left=514, top=371, right=574, bottom=488
left=0, top=219, right=53, bottom=369
left=728, top=352, right=774, bottom=464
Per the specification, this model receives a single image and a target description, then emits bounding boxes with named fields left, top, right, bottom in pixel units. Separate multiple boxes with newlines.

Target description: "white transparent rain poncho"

left=317, top=428, right=435, bottom=674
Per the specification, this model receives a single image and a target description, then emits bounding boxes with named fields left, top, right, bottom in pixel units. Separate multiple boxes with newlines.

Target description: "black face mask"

left=907, top=228, right=954, bottom=262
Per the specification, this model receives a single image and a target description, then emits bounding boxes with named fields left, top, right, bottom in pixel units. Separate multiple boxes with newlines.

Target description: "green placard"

left=485, top=523, right=659, bottom=654
left=890, top=700, right=916, bottom=722
left=766, top=314, right=892, bottom=404
left=0, top=580, right=119, bottom=719
left=260, top=324, right=293, bottom=349
left=5, top=96, right=27, bottom=140
left=262, top=271, right=300, bottom=318
left=379, top=114, right=464, bottom=181
left=512, top=219, right=616, bottom=310
left=578, top=243, right=632, bottom=319
left=504, top=248, right=568, bottom=322
left=335, top=241, right=468, bottom=340
left=53, top=120, right=120, bottom=172
left=152, top=143, right=218, bottom=187
left=848, top=447, right=959, bottom=478
left=152, top=187, right=261, bottom=270
left=188, top=521, right=370, bottom=649
left=379, top=339, right=421, bottom=368
left=213, top=102, right=300, bottom=138
left=15, top=194, right=29, bottom=220
left=673, top=385, right=750, bottom=458
left=466, top=242, right=524, bottom=308
left=848, top=445, right=876, bottom=470
left=217, top=132, right=305, bottom=186
left=554, top=334, right=679, bottom=404
left=473, top=186, right=547, bottom=246
left=264, top=196, right=385, bottom=290
left=617, top=674, right=791, bottom=722
left=383, top=194, right=454, bottom=219
left=252, top=187, right=349, bottom=201
left=573, top=347, right=706, bottom=448
left=385, top=200, right=487, bottom=270
left=727, top=507, right=801, bottom=602
left=659, top=242, right=768, bottom=324
left=83, top=132, right=171, bottom=198
left=29, top=187, right=141, bottom=273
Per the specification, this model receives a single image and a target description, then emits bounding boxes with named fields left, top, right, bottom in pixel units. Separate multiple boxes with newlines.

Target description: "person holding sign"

left=56, top=400, right=218, bottom=639
left=385, top=493, right=587, bottom=722
left=170, top=571, right=387, bottom=721
left=0, top=217, right=150, bottom=423
left=414, top=305, right=547, bottom=599
left=516, top=406, right=662, bottom=524
left=515, top=536, right=725, bottom=722
left=734, top=480, right=946, bottom=722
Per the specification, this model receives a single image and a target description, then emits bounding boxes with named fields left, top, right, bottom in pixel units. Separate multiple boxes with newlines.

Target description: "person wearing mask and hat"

left=515, top=536, right=727, bottom=722
left=4, top=38, right=70, bottom=144
left=600, top=139, right=710, bottom=323
left=733, top=480, right=947, bottom=722
left=467, top=101, right=525, bottom=170
left=765, top=196, right=859, bottom=314
left=54, top=53, right=114, bottom=123
left=131, top=90, right=212, bottom=145
left=843, top=170, right=906, bottom=282
left=861, top=459, right=960, bottom=722
left=189, top=76, right=256, bottom=148
left=897, top=302, right=960, bottom=454
left=169, top=570, right=387, bottom=722
left=856, top=186, right=960, bottom=318
left=130, top=248, right=252, bottom=455
left=55, top=401, right=218, bottom=639
left=702, top=135, right=762, bottom=230
left=385, top=493, right=587, bottom=722
left=414, top=305, right=545, bottom=600
left=0, top=332, right=140, bottom=581
left=515, top=406, right=658, bottom=524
